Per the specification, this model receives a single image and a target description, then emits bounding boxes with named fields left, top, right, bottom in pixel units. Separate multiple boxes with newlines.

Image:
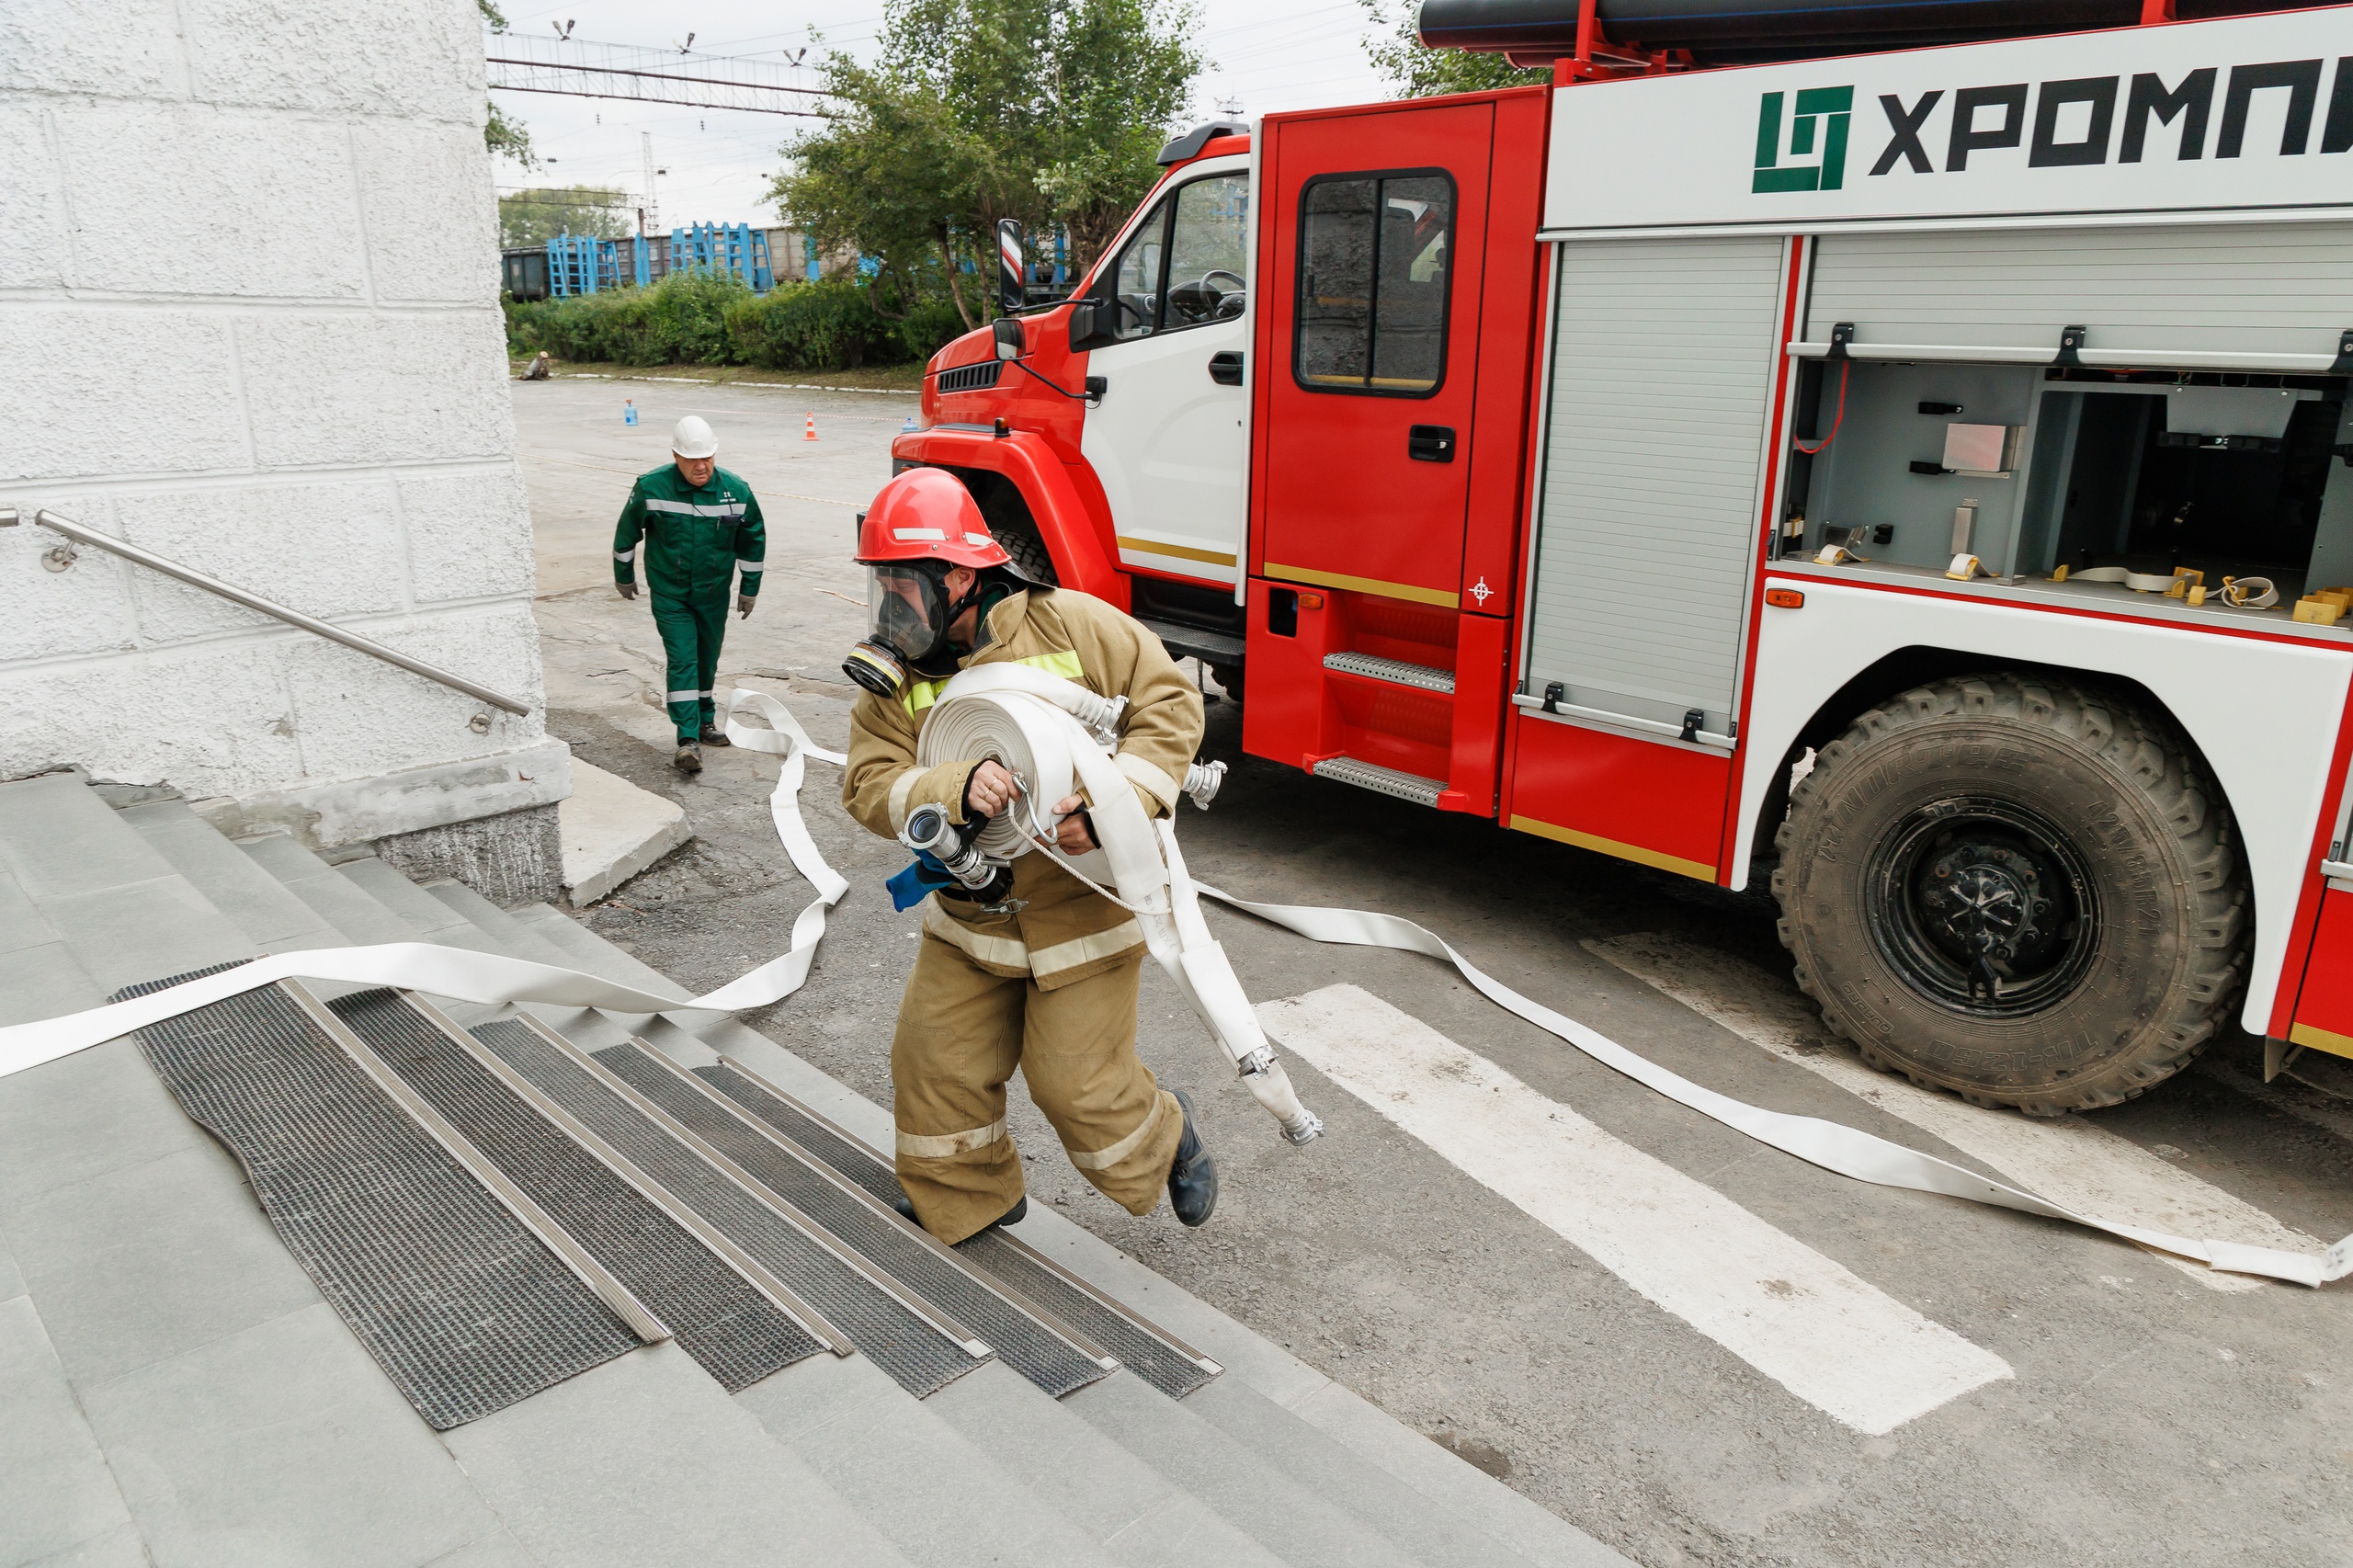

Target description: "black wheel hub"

left=1865, top=798, right=2099, bottom=1017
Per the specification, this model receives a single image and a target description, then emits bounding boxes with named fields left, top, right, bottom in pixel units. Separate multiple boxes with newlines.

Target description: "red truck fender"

left=889, top=428, right=1124, bottom=606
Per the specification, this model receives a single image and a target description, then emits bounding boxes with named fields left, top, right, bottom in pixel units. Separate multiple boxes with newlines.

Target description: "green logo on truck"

left=1754, top=86, right=1854, bottom=192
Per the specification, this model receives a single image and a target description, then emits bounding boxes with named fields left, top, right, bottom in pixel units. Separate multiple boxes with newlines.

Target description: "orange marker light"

left=1298, top=592, right=1325, bottom=610
left=1765, top=587, right=1805, bottom=608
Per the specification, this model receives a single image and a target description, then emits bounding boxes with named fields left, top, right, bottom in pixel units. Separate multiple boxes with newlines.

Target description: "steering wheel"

left=1200, top=268, right=1245, bottom=295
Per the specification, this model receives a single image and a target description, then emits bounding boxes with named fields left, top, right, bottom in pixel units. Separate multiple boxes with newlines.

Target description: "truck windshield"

left=1294, top=171, right=1452, bottom=396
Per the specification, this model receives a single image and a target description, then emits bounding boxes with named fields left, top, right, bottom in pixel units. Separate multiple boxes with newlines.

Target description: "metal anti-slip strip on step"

left=692, top=1057, right=1223, bottom=1401
left=1311, top=756, right=1448, bottom=808
left=350, top=992, right=837, bottom=1389
left=594, top=1036, right=1117, bottom=1399
left=464, top=1017, right=988, bottom=1398
left=115, top=966, right=641, bottom=1430
left=1322, top=651, right=1457, bottom=694
left=290, top=985, right=669, bottom=1346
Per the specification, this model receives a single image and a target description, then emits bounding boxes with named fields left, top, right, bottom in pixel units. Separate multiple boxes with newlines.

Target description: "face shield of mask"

left=869, top=563, right=952, bottom=661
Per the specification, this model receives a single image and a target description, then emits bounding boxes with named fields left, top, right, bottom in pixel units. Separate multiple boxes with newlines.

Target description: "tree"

left=478, top=0, right=538, bottom=168
left=770, top=0, right=1201, bottom=331
left=1358, top=0, right=1550, bottom=97
left=499, top=187, right=631, bottom=248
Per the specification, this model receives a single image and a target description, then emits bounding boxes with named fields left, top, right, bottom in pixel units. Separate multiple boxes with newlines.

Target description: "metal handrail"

left=1, top=506, right=530, bottom=716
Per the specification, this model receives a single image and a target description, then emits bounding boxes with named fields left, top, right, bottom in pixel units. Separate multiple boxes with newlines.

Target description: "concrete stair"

left=0, top=768, right=1629, bottom=1568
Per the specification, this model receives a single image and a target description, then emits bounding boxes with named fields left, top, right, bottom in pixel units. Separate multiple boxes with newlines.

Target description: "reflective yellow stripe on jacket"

left=904, top=648, right=1085, bottom=715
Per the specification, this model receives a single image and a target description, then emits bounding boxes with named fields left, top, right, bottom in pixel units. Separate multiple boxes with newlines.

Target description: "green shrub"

left=500, top=267, right=970, bottom=371
left=724, top=278, right=900, bottom=371
left=895, top=296, right=971, bottom=363
left=502, top=268, right=750, bottom=367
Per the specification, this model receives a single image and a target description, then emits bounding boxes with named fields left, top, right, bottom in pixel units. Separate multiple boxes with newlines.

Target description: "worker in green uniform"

left=613, top=415, right=767, bottom=773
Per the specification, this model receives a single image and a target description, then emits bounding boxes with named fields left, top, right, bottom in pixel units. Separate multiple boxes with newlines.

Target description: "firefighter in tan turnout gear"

left=839, top=468, right=1219, bottom=1244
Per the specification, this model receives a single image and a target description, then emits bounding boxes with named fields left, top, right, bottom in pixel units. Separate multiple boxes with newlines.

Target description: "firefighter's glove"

left=886, top=848, right=957, bottom=913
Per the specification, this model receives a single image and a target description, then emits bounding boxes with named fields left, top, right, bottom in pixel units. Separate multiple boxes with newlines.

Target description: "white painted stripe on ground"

left=1258, top=983, right=2013, bottom=1435
left=1586, top=933, right=2316, bottom=1294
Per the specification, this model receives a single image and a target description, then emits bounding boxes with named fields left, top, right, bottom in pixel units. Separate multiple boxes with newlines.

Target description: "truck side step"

left=1137, top=617, right=1246, bottom=666
left=1323, top=652, right=1456, bottom=694
left=1312, top=756, right=1449, bottom=807
left=691, top=1058, right=1225, bottom=1400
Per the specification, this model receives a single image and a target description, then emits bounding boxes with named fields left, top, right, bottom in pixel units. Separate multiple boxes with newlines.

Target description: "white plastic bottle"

left=623, top=399, right=639, bottom=427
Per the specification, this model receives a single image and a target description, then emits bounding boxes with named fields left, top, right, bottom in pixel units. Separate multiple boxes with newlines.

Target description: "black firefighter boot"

left=1167, top=1089, right=1218, bottom=1227
left=892, top=1193, right=1027, bottom=1234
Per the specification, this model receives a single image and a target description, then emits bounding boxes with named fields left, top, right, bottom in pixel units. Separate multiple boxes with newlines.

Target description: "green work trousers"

left=654, top=596, right=727, bottom=742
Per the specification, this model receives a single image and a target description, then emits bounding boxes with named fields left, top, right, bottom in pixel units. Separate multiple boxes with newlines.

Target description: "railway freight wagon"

left=889, top=0, right=2353, bottom=1116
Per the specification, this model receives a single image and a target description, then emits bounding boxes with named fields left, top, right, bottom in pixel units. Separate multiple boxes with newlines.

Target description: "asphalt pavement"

left=516, top=371, right=2353, bottom=1568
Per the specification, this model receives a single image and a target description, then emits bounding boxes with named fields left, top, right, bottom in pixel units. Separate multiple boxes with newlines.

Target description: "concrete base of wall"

left=561, top=759, right=690, bottom=907
left=379, top=801, right=563, bottom=906
left=192, top=738, right=571, bottom=854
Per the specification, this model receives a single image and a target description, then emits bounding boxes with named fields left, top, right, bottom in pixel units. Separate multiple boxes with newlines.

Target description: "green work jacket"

left=613, top=463, right=766, bottom=604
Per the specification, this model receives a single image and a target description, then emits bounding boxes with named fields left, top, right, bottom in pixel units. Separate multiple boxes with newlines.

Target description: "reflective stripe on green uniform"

left=614, top=462, right=767, bottom=740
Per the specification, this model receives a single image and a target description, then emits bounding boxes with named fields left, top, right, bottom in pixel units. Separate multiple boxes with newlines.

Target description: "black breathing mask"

left=842, top=562, right=984, bottom=701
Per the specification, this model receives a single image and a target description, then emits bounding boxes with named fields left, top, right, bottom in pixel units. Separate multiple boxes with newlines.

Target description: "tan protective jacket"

left=842, top=587, right=1205, bottom=990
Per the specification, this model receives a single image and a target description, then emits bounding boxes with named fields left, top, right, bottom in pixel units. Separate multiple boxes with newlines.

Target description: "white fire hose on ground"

left=2, top=682, right=2348, bottom=1285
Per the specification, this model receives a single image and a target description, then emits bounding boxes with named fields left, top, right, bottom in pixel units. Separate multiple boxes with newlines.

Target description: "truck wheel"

left=1770, top=674, right=2249, bottom=1115
left=1210, top=664, right=1245, bottom=703
left=988, top=511, right=1059, bottom=586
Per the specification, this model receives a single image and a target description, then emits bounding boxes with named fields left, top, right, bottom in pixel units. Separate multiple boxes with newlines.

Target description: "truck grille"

left=936, top=359, right=1003, bottom=393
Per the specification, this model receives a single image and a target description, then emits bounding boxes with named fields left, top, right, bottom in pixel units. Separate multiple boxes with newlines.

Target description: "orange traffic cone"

left=803, top=412, right=817, bottom=441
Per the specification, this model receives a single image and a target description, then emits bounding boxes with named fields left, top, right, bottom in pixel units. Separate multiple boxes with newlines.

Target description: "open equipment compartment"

left=1780, top=219, right=2353, bottom=621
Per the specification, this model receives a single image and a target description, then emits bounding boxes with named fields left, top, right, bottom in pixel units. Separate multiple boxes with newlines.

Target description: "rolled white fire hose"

left=2, top=682, right=2347, bottom=1284
left=915, top=664, right=1323, bottom=1145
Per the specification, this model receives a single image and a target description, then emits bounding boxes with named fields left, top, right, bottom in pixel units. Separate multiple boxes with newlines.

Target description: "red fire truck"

left=890, top=0, right=2353, bottom=1115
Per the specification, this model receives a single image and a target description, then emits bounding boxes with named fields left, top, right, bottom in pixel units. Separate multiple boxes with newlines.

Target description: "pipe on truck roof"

left=1415, top=0, right=2326, bottom=63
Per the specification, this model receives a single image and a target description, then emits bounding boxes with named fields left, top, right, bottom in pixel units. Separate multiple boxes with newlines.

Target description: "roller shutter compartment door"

left=1525, top=235, right=1786, bottom=740
left=1807, top=222, right=2353, bottom=362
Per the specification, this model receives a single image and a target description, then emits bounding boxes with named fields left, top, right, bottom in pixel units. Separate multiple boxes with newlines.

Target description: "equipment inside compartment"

left=1783, top=359, right=2353, bottom=612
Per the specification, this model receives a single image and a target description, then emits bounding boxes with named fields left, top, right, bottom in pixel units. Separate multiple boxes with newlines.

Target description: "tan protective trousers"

left=891, top=932, right=1183, bottom=1244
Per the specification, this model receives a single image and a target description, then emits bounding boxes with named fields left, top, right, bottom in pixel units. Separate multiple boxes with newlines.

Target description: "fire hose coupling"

left=1236, top=1047, right=1323, bottom=1145
left=1182, top=759, right=1225, bottom=810
left=900, top=802, right=999, bottom=892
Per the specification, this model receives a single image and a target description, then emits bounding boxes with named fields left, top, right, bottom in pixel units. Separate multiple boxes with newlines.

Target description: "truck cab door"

left=1256, top=103, right=1494, bottom=606
left=1077, top=162, right=1252, bottom=590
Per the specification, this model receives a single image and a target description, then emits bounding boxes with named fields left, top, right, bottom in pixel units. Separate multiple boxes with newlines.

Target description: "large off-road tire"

left=1770, top=673, right=2250, bottom=1115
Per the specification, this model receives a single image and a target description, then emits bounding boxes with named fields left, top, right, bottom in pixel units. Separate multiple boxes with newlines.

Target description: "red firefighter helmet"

left=857, top=467, right=1012, bottom=569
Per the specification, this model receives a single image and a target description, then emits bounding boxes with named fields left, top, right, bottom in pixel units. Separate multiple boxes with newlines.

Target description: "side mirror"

left=993, top=315, right=1024, bottom=361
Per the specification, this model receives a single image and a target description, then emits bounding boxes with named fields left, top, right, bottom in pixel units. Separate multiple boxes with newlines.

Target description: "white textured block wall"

left=0, top=0, right=555, bottom=837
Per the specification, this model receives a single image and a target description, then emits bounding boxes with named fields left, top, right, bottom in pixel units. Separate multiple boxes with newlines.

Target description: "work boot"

left=673, top=742, right=702, bottom=773
left=699, top=727, right=732, bottom=747
left=1166, top=1089, right=1218, bottom=1228
left=892, top=1193, right=1027, bottom=1234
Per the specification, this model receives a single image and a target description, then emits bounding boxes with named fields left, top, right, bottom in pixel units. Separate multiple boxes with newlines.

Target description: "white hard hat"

left=671, top=415, right=719, bottom=460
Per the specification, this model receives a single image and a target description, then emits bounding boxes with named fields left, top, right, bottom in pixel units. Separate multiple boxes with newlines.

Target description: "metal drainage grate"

left=330, top=993, right=823, bottom=1394
left=1311, top=756, right=1448, bottom=807
left=469, top=1021, right=984, bottom=1397
left=1323, top=652, right=1456, bottom=694
left=694, top=1059, right=1222, bottom=1401
left=118, top=969, right=638, bottom=1430
left=599, top=1041, right=1112, bottom=1399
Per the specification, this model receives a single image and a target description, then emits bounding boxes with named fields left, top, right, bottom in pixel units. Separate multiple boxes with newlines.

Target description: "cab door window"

left=1293, top=170, right=1453, bottom=396
left=1164, top=174, right=1249, bottom=327
left=1098, top=172, right=1250, bottom=342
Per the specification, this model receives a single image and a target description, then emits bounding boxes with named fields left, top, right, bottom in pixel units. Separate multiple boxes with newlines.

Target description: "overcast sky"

left=487, top=0, right=1390, bottom=229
